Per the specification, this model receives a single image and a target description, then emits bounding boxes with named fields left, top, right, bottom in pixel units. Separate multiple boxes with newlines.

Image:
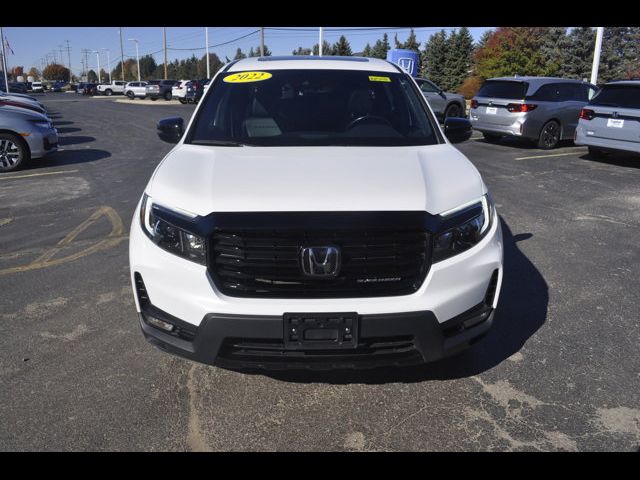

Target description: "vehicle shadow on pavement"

left=478, top=136, right=574, bottom=150
left=29, top=149, right=111, bottom=169
left=55, top=127, right=82, bottom=134
left=579, top=151, right=640, bottom=169
left=258, top=218, right=549, bottom=385
left=59, top=136, right=96, bottom=146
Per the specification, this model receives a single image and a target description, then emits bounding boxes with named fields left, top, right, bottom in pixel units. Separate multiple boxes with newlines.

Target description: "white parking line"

left=515, top=149, right=587, bottom=161
left=0, top=169, right=79, bottom=181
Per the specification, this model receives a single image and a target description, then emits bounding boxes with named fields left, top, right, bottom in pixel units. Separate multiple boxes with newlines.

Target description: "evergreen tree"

left=362, top=43, right=372, bottom=57
left=539, top=27, right=570, bottom=77
left=564, top=27, right=595, bottom=81
left=138, top=54, right=157, bottom=80
left=312, top=41, right=334, bottom=56
left=443, top=27, right=474, bottom=91
left=292, top=46, right=312, bottom=55
left=234, top=48, right=247, bottom=60
left=599, top=27, right=629, bottom=82
left=332, top=36, right=353, bottom=56
left=421, top=30, right=448, bottom=86
left=370, top=33, right=391, bottom=59
left=395, top=28, right=421, bottom=52
left=622, top=27, right=640, bottom=78
left=198, top=53, right=224, bottom=78
left=248, top=47, right=255, bottom=57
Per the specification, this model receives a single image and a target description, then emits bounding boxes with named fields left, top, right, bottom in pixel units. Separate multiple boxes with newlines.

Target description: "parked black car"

left=145, top=79, right=178, bottom=101
left=82, top=83, right=98, bottom=96
left=8, top=82, right=29, bottom=94
left=185, top=79, right=208, bottom=104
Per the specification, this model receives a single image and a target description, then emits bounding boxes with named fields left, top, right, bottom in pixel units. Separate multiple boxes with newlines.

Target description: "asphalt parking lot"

left=1, top=92, right=638, bottom=451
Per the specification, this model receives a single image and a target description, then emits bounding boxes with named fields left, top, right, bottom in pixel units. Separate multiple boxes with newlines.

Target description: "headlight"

left=139, top=194, right=206, bottom=265
left=30, top=119, right=51, bottom=129
left=433, top=194, right=495, bottom=262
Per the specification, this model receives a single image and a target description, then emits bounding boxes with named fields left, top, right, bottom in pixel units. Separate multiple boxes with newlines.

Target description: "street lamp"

left=128, top=38, right=140, bottom=82
left=102, top=48, right=111, bottom=83
left=92, top=50, right=101, bottom=83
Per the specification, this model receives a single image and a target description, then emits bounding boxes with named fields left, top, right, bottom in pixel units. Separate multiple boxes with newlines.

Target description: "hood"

left=0, top=105, right=49, bottom=122
left=148, top=144, right=485, bottom=217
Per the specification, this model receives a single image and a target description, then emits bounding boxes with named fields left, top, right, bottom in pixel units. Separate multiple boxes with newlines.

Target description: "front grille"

left=210, top=227, right=431, bottom=298
left=218, top=335, right=423, bottom=367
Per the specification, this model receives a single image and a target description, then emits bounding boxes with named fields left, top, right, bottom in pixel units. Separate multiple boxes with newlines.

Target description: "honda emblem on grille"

left=300, top=246, right=341, bottom=277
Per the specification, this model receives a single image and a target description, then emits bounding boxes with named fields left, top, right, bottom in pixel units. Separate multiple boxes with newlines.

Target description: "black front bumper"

left=138, top=302, right=494, bottom=370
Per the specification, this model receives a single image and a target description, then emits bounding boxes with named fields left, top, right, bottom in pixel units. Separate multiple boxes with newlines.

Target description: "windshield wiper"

left=190, top=140, right=252, bottom=147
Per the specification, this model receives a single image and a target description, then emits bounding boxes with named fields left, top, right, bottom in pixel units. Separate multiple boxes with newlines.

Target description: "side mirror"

left=439, top=89, right=447, bottom=99
left=157, top=117, right=184, bottom=144
left=444, top=117, right=472, bottom=143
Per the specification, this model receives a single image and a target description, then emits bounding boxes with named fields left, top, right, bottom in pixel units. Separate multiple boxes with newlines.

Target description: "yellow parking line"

left=515, top=149, right=587, bottom=161
left=0, top=169, right=79, bottom=181
left=0, top=206, right=126, bottom=276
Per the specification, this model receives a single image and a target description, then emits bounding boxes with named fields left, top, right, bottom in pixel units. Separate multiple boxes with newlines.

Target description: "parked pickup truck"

left=96, top=81, right=126, bottom=96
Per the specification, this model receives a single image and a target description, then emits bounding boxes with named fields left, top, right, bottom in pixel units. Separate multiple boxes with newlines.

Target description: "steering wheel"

left=345, top=115, right=392, bottom=131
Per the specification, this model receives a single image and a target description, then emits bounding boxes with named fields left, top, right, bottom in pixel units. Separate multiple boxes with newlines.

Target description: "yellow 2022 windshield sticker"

left=369, top=76, right=391, bottom=82
left=223, top=71, right=273, bottom=83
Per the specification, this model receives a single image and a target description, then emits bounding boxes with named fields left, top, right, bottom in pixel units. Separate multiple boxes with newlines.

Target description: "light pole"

left=591, top=27, right=604, bottom=86
left=128, top=38, right=140, bottom=82
left=205, top=27, right=210, bottom=78
left=102, top=48, right=111, bottom=83
left=93, top=50, right=101, bottom=83
left=0, top=27, right=9, bottom=92
left=319, top=27, right=323, bottom=56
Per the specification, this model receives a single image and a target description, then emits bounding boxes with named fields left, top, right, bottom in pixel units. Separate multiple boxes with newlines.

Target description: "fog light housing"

left=145, top=314, right=175, bottom=332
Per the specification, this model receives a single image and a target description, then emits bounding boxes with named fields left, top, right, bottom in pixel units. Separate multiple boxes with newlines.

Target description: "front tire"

left=179, top=98, right=187, bottom=104
left=105, top=89, right=113, bottom=97
left=537, top=120, right=561, bottom=150
left=126, top=91, right=135, bottom=100
left=164, top=91, right=172, bottom=101
left=444, top=103, right=463, bottom=119
left=0, top=133, right=30, bottom=172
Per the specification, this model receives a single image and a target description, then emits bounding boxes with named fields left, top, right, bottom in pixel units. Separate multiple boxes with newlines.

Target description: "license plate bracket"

left=283, top=312, right=359, bottom=350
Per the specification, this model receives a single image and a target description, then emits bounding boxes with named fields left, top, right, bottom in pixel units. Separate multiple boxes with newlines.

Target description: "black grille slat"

left=210, top=224, right=431, bottom=298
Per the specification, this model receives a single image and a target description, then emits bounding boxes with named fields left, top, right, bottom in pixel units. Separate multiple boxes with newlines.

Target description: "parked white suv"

left=129, top=56, right=503, bottom=370
left=172, top=80, right=190, bottom=104
left=124, top=81, right=148, bottom=99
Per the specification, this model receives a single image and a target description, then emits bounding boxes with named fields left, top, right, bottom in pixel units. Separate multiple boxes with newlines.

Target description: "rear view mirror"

left=444, top=117, right=472, bottom=143
left=157, top=117, right=184, bottom=144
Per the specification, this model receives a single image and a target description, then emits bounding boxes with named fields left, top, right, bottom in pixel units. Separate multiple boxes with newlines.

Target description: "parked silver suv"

left=575, top=80, right=640, bottom=157
left=415, top=78, right=466, bottom=121
left=470, top=77, right=598, bottom=149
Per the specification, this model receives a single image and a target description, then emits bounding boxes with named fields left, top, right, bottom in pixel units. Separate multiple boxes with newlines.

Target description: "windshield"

left=590, top=85, right=640, bottom=109
left=187, top=69, right=439, bottom=147
left=477, top=80, right=528, bottom=99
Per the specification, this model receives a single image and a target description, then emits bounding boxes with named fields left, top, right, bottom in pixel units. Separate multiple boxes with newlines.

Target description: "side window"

left=419, top=80, right=440, bottom=94
left=529, top=84, right=559, bottom=102
left=556, top=83, right=583, bottom=101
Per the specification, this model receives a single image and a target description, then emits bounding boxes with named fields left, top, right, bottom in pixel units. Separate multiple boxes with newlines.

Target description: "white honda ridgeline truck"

left=129, top=56, right=503, bottom=370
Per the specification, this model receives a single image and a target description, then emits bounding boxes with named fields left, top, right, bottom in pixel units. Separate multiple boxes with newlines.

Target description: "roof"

left=605, top=80, right=640, bottom=86
left=227, top=56, right=400, bottom=73
left=489, top=76, right=590, bottom=84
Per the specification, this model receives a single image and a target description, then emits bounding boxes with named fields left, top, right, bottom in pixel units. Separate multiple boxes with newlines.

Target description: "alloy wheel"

left=0, top=138, right=21, bottom=170
left=540, top=122, right=560, bottom=149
